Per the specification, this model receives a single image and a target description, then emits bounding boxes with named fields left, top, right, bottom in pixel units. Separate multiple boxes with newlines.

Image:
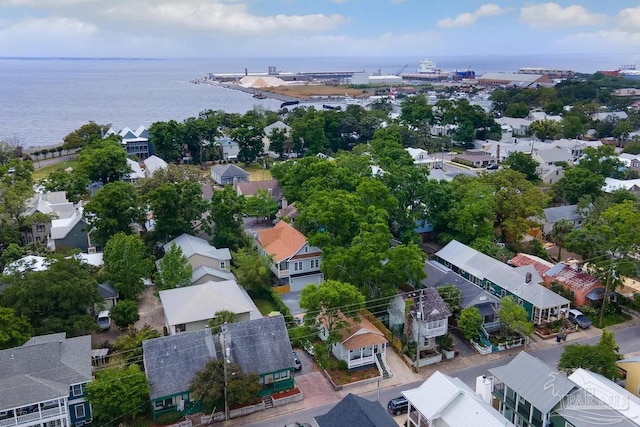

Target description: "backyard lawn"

left=33, top=159, right=78, bottom=180
left=243, top=162, right=272, bottom=181
left=254, top=298, right=277, bottom=315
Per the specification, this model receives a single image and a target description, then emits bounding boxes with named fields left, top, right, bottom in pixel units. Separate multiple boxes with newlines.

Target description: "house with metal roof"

left=224, top=315, right=295, bottom=396
left=21, top=191, right=75, bottom=246
left=262, top=121, right=291, bottom=155
left=159, top=280, right=262, bottom=335
left=0, top=333, right=93, bottom=427
left=142, top=328, right=218, bottom=419
left=105, top=125, right=150, bottom=159
left=406, top=148, right=442, bottom=169
left=47, top=206, right=94, bottom=253
left=403, top=371, right=513, bottom=427
left=142, top=155, right=168, bottom=178
left=190, top=265, right=236, bottom=285
left=214, top=136, right=240, bottom=161
left=489, top=352, right=577, bottom=427
left=532, top=147, right=574, bottom=167
left=315, top=393, right=397, bottom=427
left=210, top=164, right=249, bottom=186
left=535, top=204, right=584, bottom=235
left=421, top=260, right=501, bottom=331
left=163, top=233, right=231, bottom=273
left=435, top=240, right=570, bottom=325
left=255, top=221, right=323, bottom=292
left=543, top=263, right=604, bottom=306
left=319, top=312, right=389, bottom=372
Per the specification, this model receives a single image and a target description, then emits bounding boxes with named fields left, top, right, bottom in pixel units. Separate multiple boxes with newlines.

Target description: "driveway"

left=450, top=328, right=476, bottom=357
left=281, top=291, right=304, bottom=317
left=135, top=285, right=165, bottom=333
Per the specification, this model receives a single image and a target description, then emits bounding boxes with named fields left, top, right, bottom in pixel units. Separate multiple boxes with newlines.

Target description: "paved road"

left=242, top=323, right=640, bottom=427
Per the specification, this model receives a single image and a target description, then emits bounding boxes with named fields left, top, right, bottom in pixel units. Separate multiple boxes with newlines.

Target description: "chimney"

left=475, top=375, right=493, bottom=403
left=525, top=272, right=532, bottom=283
left=496, top=144, right=500, bottom=161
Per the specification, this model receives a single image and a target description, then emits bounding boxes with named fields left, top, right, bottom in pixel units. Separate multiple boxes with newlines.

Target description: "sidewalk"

left=233, top=318, right=638, bottom=426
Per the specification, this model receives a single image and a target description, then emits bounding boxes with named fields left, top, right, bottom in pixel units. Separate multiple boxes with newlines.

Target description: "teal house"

left=434, top=240, right=569, bottom=325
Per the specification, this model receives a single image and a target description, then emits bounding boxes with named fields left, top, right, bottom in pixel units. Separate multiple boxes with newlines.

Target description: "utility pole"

left=600, top=256, right=616, bottom=327
left=222, top=324, right=230, bottom=422
left=414, top=291, right=423, bottom=373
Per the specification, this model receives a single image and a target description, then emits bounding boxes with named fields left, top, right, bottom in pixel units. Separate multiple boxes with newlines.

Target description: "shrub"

left=155, top=411, right=183, bottom=426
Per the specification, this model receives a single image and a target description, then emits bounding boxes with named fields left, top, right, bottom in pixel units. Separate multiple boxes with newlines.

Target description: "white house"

left=124, top=158, right=145, bottom=183
left=406, top=148, right=442, bottom=169
left=142, top=155, right=168, bottom=178
left=255, top=221, right=323, bottom=292
left=163, top=233, right=231, bottom=273
left=21, top=191, right=76, bottom=245
left=215, top=137, right=240, bottom=161
left=263, top=121, right=292, bottom=155
left=105, top=125, right=150, bottom=159
left=403, top=371, right=514, bottom=427
left=159, top=280, right=262, bottom=335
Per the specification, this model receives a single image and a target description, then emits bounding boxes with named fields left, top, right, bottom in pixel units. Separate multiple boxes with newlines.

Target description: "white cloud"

left=1, top=0, right=347, bottom=35
left=437, top=4, right=509, bottom=28
left=520, top=3, right=607, bottom=29
left=618, top=5, right=640, bottom=32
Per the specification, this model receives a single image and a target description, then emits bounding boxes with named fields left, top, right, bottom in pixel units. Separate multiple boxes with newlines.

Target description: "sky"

left=1, top=0, right=640, bottom=58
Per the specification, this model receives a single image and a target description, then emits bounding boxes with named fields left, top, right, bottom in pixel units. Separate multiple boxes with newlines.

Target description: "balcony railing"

left=0, top=406, right=65, bottom=427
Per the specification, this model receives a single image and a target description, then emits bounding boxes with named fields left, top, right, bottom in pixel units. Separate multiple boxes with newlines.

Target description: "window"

left=294, top=261, right=303, bottom=271
left=71, top=384, right=83, bottom=397
left=219, top=261, right=226, bottom=269
left=304, top=246, right=308, bottom=253
left=36, top=223, right=46, bottom=232
left=175, top=324, right=186, bottom=333
left=310, top=259, right=319, bottom=269
left=501, top=289, right=507, bottom=297
left=74, top=405, right=85, bottom=420
left=423, top=336, right=429, bottom=346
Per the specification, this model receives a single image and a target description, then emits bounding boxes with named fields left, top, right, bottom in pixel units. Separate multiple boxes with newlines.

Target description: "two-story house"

left=47, top=206, right=95, bottom=253
left=163, top=233, right=232, bottom=276
left=105, top=125, right=150, bottom=159
left=435, top=240, right=570, bottom=325
left=21, top=191, right=75, bottom=246
left=388, top=287, right=451, bottom=366
left=215, top=137, right=240, bottom=161
left=0, top=333, right=93, bottom=427
left=405, top=148, right=442, bottom=169
left=255, top=221, right=323, bottom=292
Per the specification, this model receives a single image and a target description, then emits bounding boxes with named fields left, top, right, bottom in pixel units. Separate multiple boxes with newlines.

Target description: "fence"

left=361, top=309, right=403, bottom=353
left=272, top=284, right=290, bottom=294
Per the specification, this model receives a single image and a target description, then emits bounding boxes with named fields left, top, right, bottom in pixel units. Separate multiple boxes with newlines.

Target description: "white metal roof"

left=164, top=233, right=231, bottom=261
left=403, top=371, right=513, bottom=427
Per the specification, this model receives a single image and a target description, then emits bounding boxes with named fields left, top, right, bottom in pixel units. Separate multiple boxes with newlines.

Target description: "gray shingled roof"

left=489, top=352, right=575, bottom=414
left=98, top=282, right=118, bottom=299
left=142, top=328, right=218, bottom=400
left=543, top=205, right=581, bottom=223
left=0, top=334, right=92, bottom=410
left=422, top=261, right=500, bottom=310
left=411, top=287, right=451, bottom=322
left=225, top=315, right=293, bottom=375
left=211, top=164, right=249, bottom=179
left=315, top=393, right=397, bottom=427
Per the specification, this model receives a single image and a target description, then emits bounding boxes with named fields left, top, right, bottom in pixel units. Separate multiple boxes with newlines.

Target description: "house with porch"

left=423, top=260, right=501, bottom=332
left=388, top=287, right=451, bottom=359
left=159, top=280, right=262, bottom=335
left=105, top=125, right=150, bottom=159
left=618, top=356, right=640, bottom=398
left=489, top=352, right=638, bottom=427
left=403, top=371, right=513, bottom=427
left=142, top=328, right=218, bottom=420
left=319, top=313, right=389, bottom=372
left=0, top=332, right=93, bottom=427
left=224, top=315, right=295, bottom=396
left=435, top=240, right=570, bottom=325
left=255, top=220, right=323, bottom=292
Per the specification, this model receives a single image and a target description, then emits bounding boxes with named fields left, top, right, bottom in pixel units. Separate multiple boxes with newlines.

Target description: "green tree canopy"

left=84, top=181, right=143, bottom=246
left=300, top=280, right=365, bottom=347
left=550, top=218, right=575, bottom=262
left=244, top=189, right=279, bottom=221
left=0, top=257, right=102, bottom=336
left=112, top=325, right=161, bottom=367
left=558, top=329, right=622, bottom=379
left=157, top=243, right=193, bottom=290
left=42, top=169, right=90, bottom=203
left=77, top=138, right=130, bottom=183
left=553, top=166, right=605, bottom=204
left=498, top=296, right=534, bottom=338
left=109, top=300, right=140, bottom=329
left=231, top=247, right=272, bottom=291
left=104, top=233, right=154, bottom=300
left=530, top=119, right=562, bottom=141
left=503, top=151, right=540, bottom=181
left=207, top=310, right=237, bottom=334
left=147, top=181, right=207, bottom=241
left=0, top=307, right=32, bottom=349
left=62, top=122, right=110, bottom=150
left=458, top=306, right=483, bottom=342
left=190, top=359, right=261, bottom=410
left=437, top=284, right=462, bottom=315
left=207, top=185, right=250, bottom=251
left=87, top=364, right=150, bottom=425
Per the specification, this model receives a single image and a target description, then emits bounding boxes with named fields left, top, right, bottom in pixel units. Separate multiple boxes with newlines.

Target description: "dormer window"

left=304, top=246, right=308, bottom=253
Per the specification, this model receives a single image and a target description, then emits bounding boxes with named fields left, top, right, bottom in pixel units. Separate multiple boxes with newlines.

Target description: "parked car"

left=293, top=351, right=302, bottom=371
left=284, top=423, right=311, bottom=427
left=97, top=310, right=111, bottom=331
left=486, top=163, right=499, bottom=170
left=387, top=396, right=409, bottom=415
left=562, top=308, right=592, bottom=329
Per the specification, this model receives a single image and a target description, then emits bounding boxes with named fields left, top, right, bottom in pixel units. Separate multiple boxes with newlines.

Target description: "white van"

left=97, top=310, right=111, bottom=331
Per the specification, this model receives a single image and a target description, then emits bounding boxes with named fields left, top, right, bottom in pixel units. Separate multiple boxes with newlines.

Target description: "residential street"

left=237, top=320, right=640, bottom=427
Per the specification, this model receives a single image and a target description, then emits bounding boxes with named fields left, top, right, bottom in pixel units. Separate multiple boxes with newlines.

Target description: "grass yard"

left=254, top=298, right=277, bottom=315
left=33, top=159, right=78, bottom=180
left=594, top=312, right=632, bottom=329
left=243, top=162, right=272, bottom=181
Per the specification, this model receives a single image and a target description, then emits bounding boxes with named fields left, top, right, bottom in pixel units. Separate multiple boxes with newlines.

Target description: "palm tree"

left=550, top=218, right=574, bottom=262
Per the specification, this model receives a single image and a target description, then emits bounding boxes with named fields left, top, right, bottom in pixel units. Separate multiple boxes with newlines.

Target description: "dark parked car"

left=486, top=163, right=499, bottom=170
left=293, top=351, right=302, bottom=371
left=387, top=396, right=409, bottom=415
left=562, top=308, right=592, bottom=329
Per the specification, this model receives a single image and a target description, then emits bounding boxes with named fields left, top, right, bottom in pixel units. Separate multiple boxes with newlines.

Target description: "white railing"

left=0, top=406, right=65, bottom=427
left=348, top=355, right=375, bottom=369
